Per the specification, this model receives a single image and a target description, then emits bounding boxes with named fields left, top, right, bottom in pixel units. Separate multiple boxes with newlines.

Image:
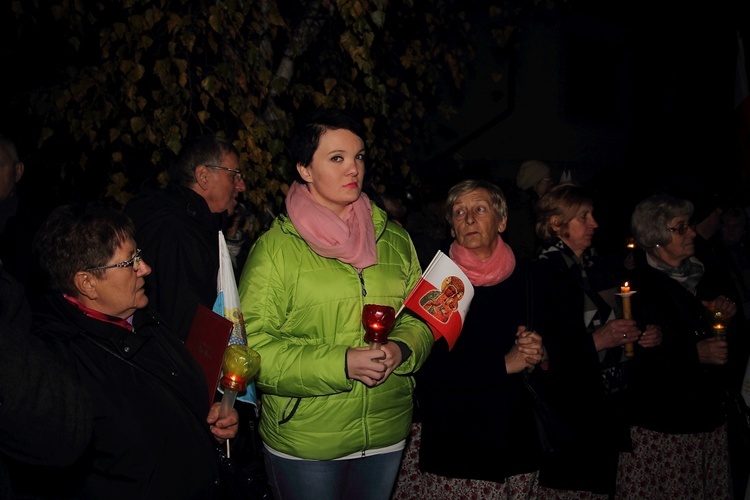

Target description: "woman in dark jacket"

left=532, top=183, right=662, bottom=498
left=621, top=194, right=736, bottom=498
left=22, top=203, right=239, bottom=499
left=393, top=179, right=547, bottom=499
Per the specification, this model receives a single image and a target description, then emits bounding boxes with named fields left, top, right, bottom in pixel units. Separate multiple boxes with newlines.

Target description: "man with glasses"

left=124, top=134, right=246, bottom=342
left=123, top=136, right=264, bottom=492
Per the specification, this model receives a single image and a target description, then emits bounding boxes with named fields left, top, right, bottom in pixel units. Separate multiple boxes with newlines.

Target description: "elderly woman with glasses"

left=25, top=202, right=238, bottom=499
left=618, top=193, right=738, bottom=498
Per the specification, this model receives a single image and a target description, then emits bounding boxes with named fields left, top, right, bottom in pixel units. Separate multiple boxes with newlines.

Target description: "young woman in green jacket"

left=238, top=108, right=434, bottom=500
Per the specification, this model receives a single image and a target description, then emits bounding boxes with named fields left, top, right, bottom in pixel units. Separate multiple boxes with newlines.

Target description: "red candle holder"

left=362, top=304, right=396, bottom=349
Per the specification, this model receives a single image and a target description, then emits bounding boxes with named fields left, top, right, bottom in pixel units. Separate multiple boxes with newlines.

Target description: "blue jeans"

left=264, top=448, right=403, bottom=500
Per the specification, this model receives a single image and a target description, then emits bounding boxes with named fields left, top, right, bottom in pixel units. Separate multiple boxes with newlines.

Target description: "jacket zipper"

left=358, top=270, right=367, bottom=297
left=359, top=269, right=370, bottom=453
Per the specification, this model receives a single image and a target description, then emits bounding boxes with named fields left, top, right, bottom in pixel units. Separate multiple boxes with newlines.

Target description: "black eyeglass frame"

left=84, top=249, right=142, bottom=272
left=205, top=164, right=243, bottom=181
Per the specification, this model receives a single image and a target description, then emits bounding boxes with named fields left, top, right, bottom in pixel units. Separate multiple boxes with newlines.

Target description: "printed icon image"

left=419, top=276, right=466, bottom=324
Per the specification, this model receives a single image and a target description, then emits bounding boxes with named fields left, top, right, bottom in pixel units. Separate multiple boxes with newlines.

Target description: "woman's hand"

left=507, top=326, right=545, bottom=373
left=378, top=341, right=403, bottom=380
left=346, top=347, right=389, bottom=387
left=702, top=295, right=738, bottom=321
left=638, top=324, right=662, bottom=348
left=593, top=319, right=640, bottom=352
left=697, top=337, right=729, bottom=365
left=207, top=403, right=239, bottom=443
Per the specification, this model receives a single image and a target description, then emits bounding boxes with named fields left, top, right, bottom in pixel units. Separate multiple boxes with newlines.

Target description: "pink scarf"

left=449, top=235, right=516, bottom=286
left=286, top=181, right=378, bottom=271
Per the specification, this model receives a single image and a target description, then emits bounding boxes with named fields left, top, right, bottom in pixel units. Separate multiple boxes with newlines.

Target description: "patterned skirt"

left=391, top=422, right=540, bottom=500
left=615, top=424, right=731, bottom=499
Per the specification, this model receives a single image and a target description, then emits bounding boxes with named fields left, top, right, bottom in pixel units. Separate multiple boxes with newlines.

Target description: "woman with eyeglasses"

left=619, top=193, right=738, bottom=498
left=531, top=183, right=662, bottom=498
left=24, top=202, right=238, bottom=499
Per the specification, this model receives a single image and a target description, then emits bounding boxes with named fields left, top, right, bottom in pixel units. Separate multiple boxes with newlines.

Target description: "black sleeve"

left=0, top=271, right=93, bottom=466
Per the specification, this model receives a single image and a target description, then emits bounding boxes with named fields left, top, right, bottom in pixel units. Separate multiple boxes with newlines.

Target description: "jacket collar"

left=166, top=183, right=226, bottom=233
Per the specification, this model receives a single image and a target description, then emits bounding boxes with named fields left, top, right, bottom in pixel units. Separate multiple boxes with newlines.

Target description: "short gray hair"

left=444, top=179, right=507, bottom=225
left=631, top=194, right=693, bottom=251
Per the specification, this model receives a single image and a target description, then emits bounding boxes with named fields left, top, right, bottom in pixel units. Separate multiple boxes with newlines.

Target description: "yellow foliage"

left=12, top=0, right=512, bottom=238
left=130, top=116, right=146, bottom=133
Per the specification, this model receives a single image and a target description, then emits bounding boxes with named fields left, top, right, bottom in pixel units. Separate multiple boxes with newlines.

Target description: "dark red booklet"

left=185, top=304, right=234, bottom=406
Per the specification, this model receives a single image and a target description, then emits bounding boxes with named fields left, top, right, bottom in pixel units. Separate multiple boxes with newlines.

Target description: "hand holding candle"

left=219, top=344, right=260, bottom=456
left=362, top=304, right=396, bottom=350
left=618, top=282, right=635, bottom=358
left=708, top=307, right=727, bottom=340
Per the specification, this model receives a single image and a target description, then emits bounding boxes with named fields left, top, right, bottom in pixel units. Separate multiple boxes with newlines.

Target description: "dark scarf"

left=538, top=239, right=615, bottom=332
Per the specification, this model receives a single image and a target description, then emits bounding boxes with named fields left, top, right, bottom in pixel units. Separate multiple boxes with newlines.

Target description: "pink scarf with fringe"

left=449, top=235, right=516, bottom=286
left=286, top=181, right=378, bottom=271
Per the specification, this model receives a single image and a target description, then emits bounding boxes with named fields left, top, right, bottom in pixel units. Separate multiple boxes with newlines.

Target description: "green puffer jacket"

left=238, top=203, right=433, bottom=460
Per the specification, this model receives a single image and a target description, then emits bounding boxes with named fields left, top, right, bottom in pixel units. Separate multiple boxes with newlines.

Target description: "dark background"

left=2, top=1, right=750, bottom=251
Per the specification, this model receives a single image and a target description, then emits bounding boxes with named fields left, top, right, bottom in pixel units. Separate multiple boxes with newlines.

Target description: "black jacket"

left=124, top=184, right=226, bottom=342
left=0, top=271, right=92, bottom=499
left=415, top=254, right=545, bottom=482
left=627, top=259, right=732, bottom=434
left=25, top=295, right=222, bottom=499
left=532, top=248, right=630, bottom=496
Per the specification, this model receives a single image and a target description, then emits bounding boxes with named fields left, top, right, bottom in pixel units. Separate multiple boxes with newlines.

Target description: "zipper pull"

left=359, top=271, right=367, bottom=297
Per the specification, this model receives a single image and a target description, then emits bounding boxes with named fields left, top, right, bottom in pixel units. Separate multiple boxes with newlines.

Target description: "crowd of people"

left=2, top=110, right=750, bottom=499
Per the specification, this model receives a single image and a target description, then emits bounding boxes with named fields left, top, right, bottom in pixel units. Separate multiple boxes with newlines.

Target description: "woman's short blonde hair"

left=535, top=183, right=593, bottom=241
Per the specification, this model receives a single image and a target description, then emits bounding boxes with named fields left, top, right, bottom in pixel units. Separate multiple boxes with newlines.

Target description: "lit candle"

left=711, top=311, right=727, bottom=340
left=620, top=284, right=634, bottom=358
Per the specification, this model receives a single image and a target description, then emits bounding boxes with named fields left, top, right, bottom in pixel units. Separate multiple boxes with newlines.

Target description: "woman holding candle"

left=532, top=183, right=662, bottom=498
left=237, top=108, right=433, bottom=500
left=622, top=193, right=739, bottom=498
left=392, top=179, right=547, bottom=499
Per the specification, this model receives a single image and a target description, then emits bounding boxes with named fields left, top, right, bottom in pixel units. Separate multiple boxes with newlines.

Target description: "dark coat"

left=415, top=254, right=545, bottom=482
left=124, top=184, right=226, bottom=342
left=0, top=271, right=92, bottom=500
left=24, top=295, right=222, bottom=499
left=627, top=259, right=732, bottom=434
left=531, top=252, right=628, bottom=496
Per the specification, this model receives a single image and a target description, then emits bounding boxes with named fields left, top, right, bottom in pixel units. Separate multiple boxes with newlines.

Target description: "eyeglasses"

left=205, top=164, right=243, bottom=182
left=85, top=249, right=142, bottom=272
left=667, top=221, right=695, bottom=236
